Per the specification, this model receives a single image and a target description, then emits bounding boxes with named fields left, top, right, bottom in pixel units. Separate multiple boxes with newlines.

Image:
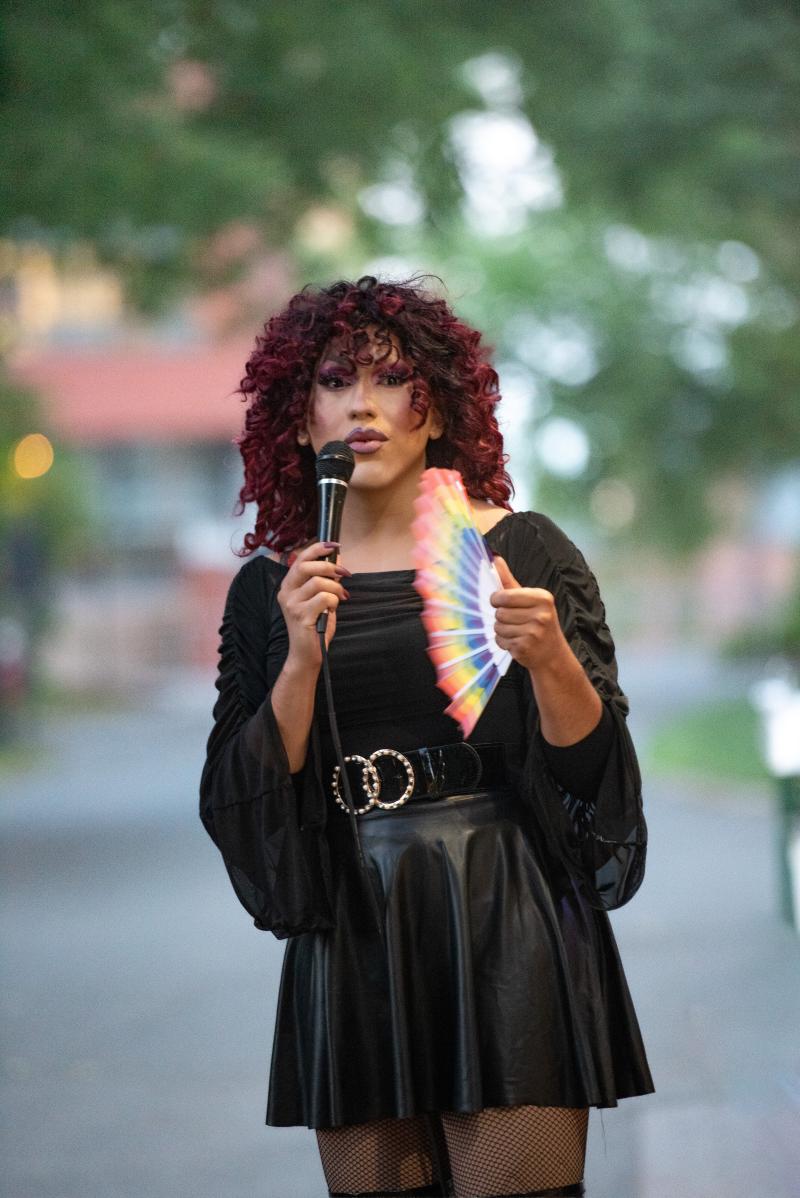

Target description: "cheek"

left=306, top=390, right=335, bottom=432
left=390, top=389, right=430, bottom=434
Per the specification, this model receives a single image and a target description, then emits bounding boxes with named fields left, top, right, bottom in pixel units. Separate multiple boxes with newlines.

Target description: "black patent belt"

left=331, top=741, right=507, bottom=815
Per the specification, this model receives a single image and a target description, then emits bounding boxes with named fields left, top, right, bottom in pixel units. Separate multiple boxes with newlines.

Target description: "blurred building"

left=2, top=241, right=297, bottom=692
left=10, top=340, right=255, bottom=689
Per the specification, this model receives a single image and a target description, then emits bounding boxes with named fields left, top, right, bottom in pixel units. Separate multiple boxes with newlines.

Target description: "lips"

left=346, top=428, right=388, bottom=454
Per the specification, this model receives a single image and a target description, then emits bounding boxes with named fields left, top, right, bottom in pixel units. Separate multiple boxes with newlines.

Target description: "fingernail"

left=334, top=565, right=352, bottom=577
left=342, top=588, right=351, bottom=600
left=322, top=541, right=340, bottom=548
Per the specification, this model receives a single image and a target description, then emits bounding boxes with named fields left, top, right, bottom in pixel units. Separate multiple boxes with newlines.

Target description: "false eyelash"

left=317, top=369, right=413, bottom=387
left=317, top=371, right=352, bottom=387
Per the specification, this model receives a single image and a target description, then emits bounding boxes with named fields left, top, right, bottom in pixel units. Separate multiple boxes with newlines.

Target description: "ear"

left=427, top=405, right=445, bottom=441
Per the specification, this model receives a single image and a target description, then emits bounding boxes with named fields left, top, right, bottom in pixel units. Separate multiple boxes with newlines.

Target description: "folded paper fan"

left=412, top=468, right=512, bottom=738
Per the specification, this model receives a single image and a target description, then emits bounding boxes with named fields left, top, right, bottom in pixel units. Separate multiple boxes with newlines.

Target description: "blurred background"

left=1, top=3, right=799, bottom=1196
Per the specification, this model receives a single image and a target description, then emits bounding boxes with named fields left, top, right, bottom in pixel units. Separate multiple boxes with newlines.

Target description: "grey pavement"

left=1, top=649, right=799, bottom=1198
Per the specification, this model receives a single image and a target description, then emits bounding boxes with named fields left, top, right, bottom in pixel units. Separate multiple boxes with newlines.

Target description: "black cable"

left=319, top=627, right=386, bottom=941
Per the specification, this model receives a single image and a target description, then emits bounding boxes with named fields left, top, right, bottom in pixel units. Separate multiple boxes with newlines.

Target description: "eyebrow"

left=318, top=353, right=408, bottom=369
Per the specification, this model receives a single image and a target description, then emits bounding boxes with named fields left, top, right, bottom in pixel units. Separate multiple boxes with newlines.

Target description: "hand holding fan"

left=412, top=468, right=512, bottom=738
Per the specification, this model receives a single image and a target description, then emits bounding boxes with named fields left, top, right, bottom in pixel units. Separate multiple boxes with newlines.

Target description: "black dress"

left=199, top=511, right=654, bottom=1130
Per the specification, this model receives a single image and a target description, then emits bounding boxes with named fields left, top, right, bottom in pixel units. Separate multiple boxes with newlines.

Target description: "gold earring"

left=298, top=430, right=310, bottom=446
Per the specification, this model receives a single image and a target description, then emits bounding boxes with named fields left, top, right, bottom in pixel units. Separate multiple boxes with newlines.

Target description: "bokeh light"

left=12, top=433, right=54, bottom=479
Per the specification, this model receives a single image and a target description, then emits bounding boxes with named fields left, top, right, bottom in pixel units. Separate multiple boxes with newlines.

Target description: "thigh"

left=440, top=1104, right=589, bottom=1198
left=316, top=1113, right=435, bottom=1196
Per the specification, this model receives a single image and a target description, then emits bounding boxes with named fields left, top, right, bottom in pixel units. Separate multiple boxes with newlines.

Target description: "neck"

left=338, top=468, right=422, bottom=572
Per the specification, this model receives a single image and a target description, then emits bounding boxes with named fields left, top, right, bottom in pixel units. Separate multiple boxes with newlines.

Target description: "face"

left=299, top=325, right=443, bottom=492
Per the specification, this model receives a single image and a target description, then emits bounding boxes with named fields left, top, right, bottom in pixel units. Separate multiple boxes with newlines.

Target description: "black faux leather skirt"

left=266, top=787, right=654, bottom=1129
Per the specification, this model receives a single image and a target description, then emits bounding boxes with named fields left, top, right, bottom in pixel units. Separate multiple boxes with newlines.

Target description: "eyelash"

left=317, top=371, right=412, bottom=389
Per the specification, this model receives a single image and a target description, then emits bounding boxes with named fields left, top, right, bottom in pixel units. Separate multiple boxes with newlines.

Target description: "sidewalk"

left=585, top=772, right=800, bottom=1197
left=1, top=661, right=798, bottom=1197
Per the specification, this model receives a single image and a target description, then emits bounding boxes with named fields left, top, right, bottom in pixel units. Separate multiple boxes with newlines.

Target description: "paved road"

left=2, top=654, right=798, bottom=1198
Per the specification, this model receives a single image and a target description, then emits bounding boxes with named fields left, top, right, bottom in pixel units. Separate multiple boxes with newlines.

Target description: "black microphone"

left=315, top=440, right=355, bottom=633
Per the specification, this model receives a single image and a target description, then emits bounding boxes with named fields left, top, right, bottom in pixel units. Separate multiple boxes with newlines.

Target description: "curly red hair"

left=233, top=275, right=513, bottom=555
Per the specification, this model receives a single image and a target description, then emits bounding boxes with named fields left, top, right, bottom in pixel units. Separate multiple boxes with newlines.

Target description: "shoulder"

left=470, top=499, right=512, bottom=535
left=485, top=510, right=583, bottom=584
left=226, top=551, right=288, bottom=610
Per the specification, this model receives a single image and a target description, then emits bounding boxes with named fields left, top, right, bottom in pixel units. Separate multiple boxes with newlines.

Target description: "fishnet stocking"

left=316, top=1113, right=436, bottom=1195
left=440, top=1105, right=588, bottom=1198
left=316, top=1105, right=588, bottom=1197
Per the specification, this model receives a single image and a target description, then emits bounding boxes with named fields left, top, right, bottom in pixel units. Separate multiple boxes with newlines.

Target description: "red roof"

left=9, top=340, right=254, bottom=444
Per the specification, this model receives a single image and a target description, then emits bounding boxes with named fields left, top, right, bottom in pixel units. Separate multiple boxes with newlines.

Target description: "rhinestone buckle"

left=332, top=748, right=416, bottom=814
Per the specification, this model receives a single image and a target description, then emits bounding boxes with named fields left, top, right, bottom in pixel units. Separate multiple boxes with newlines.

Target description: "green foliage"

left=1, top=1, right=799, bottom=550
left=644, top=697, right=769, bottom=782
left=360, top=214, right=795, bottom=552
left=5, top=1, right=799, bottom=285
left=723, top=583, right=800, bottom=666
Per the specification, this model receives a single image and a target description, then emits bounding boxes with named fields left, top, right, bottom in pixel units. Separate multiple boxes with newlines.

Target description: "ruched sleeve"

left=492, top=512, right=647, bottom=911
left=198, top=558, right=335, bottom=939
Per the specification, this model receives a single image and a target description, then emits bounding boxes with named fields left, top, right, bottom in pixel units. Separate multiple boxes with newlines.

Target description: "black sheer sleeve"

left=198, top=559, right=334, bottom=939
left=492, top=513, right=647, bottom=911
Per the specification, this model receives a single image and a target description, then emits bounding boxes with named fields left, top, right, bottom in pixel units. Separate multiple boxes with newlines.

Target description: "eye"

left=317, top=371, right=352, bottom=390
left=380, top=370, right=412, bottom=387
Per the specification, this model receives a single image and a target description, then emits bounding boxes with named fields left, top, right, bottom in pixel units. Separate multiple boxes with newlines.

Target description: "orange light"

left=12, top=433, right=54, bottom=479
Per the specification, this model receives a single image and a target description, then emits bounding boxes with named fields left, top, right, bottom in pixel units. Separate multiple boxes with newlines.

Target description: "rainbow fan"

left=412, top=468, right=512, bottom=738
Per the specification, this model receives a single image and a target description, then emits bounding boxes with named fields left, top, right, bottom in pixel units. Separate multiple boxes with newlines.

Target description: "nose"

left=347, top=376, right=379, bottom=419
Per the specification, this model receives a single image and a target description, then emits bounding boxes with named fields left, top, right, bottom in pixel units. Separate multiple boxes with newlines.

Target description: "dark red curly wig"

left=233, top=275, right=513, bottom=555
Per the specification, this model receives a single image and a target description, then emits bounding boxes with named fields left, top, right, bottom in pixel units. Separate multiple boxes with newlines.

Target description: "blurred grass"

left=0, top=682, right=135, bottom=776
left=645, top=697, right=770, bottom=782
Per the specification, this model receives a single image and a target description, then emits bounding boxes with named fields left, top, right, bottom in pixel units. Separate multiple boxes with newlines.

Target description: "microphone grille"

left=315, top=440, right=356, bottom=483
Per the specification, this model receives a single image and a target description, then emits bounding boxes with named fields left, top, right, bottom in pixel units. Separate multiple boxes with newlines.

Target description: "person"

left=199, top=276, right=653, bottom=1198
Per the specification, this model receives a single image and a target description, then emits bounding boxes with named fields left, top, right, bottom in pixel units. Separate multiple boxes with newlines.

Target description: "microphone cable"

left=319, top=626, right=386, bottom=943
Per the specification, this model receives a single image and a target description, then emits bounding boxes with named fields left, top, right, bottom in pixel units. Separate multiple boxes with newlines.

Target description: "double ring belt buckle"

left=332, top=748, right=415, bottom=815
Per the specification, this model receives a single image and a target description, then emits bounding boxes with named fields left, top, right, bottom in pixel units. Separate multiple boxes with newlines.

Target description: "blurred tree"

left=434, top=215, right=798, bottom=551
left=3, top=1, right=798, bottom=297
left=1, top=0, right=798, bottom=551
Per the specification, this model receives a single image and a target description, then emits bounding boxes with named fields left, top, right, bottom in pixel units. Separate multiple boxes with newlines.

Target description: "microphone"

left=315, top=440, right=355, bottom=633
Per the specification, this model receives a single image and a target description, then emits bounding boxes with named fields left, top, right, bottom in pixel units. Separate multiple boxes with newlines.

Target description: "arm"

left=268, top=658, right=319, bottom=773
left=491, top=516, right=647, bottom=910
left=198, top=558, right=336, bottom=937
left=268, top=539, right=350, bottom=771
left=492, top=552, right=602, bottom=745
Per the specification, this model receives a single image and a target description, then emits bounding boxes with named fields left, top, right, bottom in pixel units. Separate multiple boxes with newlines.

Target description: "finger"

left=296, top=576, right=349, bottom=603
left=493, top=608, right=550, bottom=627
left=495, top=631, right=527, bottom=653
left=491, top=586, right=555, bottom=608
left=295, top=539, right=341, bottom=563
left=292, top=558, right=351, bottom=583
left=305, top=591, right=340, bottom=626
left=496, top=602, right=555, bottom=623
left=492, top=555, right=520, bottom=590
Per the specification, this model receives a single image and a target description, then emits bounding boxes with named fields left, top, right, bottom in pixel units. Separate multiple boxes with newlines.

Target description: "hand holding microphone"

left=313, top=441, right=355, bottom=632
left=276, top=441, right=355, bottom=670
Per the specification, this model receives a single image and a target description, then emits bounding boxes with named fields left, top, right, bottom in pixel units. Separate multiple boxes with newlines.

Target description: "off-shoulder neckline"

left=257, top=510, right=522, bottom=578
